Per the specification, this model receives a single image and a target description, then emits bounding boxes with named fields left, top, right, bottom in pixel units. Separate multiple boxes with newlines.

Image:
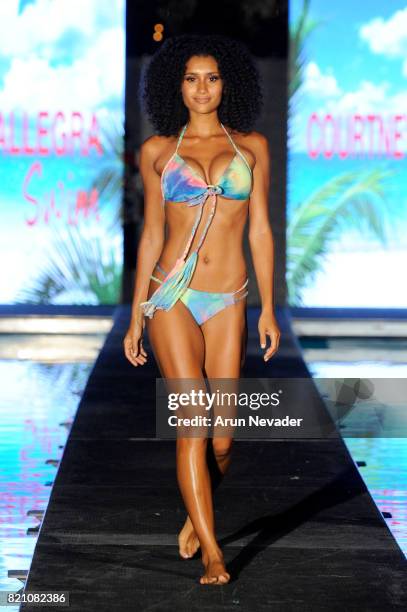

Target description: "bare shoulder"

left=139, top=134, right=178, bottom=175
left=232, top=129, right=269, bottom=167
left=241, top=130, right=269, bottom=152
left=140, top=134, right=175, bottom=159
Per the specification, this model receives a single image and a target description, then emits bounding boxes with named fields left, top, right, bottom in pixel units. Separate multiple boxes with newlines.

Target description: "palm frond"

left=288, top=0, right=323, bottom=101
left=15, top=221, right=122, bottom=305
left=91, top=117, right=124, bottom=231
left=287, top=168, right=395, bottom=305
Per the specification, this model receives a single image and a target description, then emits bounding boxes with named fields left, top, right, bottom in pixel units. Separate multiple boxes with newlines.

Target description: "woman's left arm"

left=248, top=132, right=281, bottom=362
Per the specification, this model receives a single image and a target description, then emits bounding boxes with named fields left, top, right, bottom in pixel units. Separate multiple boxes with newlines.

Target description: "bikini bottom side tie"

left=149, top=262, right=249, bottom=325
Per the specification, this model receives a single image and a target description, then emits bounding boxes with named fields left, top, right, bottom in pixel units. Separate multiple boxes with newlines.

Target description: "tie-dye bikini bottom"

left=148, top=262, right=249, bottom=326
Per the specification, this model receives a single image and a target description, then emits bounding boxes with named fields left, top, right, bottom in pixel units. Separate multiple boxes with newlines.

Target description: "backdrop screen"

left=288, top=0, right=406, bottom=307
left=0, top=0, right=124, bottom=305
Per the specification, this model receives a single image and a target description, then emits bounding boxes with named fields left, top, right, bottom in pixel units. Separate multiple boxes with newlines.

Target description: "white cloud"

left=359, top=7, right=407, bottom=56
left=302, top=62, right=342, bottom=98
left=0, top=28, right=124, bottom=113
left=0, top=0, right=124, bottom=60
left=302, top=251, right=407, bottom=308
left=359, top=7, right=407, bottom=76
left=289, top=79, right=407, bottom=153
left=320, top=80, right=390, bottom=115
left=0, top=16, right=124, bottom=113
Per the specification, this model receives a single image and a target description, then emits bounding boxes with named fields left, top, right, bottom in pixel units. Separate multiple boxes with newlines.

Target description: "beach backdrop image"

left=288, top=0, right=406, bottom=307
left=0, top=0, right=125, bottom=305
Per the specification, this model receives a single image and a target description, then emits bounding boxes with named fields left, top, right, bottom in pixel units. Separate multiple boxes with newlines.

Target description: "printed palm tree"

left=91, top=119, right=125, bottom=232
left=287, top=168, right=393, bottom=303
left=287, top=0, right=394, bottom=305
left=289, top=0, right=321, bottom=103
left=17, top=118, right=124, bottom=305
left=16, top=220, right=122, bottom=305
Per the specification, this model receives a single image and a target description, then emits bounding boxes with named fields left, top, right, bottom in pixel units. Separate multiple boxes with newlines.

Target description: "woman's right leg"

left=145, top=297, right=227, bottom=584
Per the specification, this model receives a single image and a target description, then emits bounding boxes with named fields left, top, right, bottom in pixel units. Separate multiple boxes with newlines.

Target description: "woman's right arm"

left=123, top=136, right=166, bottom=366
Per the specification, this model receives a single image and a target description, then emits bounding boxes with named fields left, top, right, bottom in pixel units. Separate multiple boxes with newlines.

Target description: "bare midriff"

left=156, top=195, right=249, bottom=292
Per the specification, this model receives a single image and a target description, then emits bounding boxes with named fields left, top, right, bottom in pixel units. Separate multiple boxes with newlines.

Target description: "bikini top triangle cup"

left=161, top=122, right=253, bottom=204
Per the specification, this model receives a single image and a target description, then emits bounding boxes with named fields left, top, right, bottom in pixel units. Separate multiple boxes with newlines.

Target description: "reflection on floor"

left=0, top=353, right=97, bottom=604
left=301, top=337, right=407, bottom=557
left=0, top=330, right=405, bottom=605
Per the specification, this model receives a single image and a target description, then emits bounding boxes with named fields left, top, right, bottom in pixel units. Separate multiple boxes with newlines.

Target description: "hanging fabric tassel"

left=140, top=250, right=198, bottom=319
left=140, top=188, right=220, bottom=320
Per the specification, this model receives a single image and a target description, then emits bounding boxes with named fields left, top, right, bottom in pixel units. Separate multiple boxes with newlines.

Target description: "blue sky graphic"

left=0, top=0, right=125, bottom=304
left=290, top=1, right=407, bottom=154
left=291, top=1, right=405, bottom=90
left=288, top=1, right=407, bottom=307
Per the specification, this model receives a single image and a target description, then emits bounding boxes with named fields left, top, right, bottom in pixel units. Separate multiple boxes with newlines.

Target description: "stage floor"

left=2, top=306, right=405, bottom=610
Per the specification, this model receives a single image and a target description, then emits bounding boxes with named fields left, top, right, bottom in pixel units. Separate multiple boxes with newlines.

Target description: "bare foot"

left=200, top=552, right=230, bottom=585
left=178, top=516, right=200, bottom=559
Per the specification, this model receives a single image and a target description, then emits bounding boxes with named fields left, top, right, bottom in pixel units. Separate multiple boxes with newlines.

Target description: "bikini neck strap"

left=220, top=123, right=239, bottom=153
left=175, top=124, right=188, bottom=153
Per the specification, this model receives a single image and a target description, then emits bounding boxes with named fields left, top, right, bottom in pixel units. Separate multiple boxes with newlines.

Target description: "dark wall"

left=122, top=0, right=288, bottom=307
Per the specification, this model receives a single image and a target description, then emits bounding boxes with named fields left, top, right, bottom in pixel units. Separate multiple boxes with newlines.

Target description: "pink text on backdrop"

left=0, top=111, right=103, bottom=155
left=23, top=161, right=100, bottom=226
left=307, top=113, right=405, bottom=159
left=0, top=111, right=104, bottom=225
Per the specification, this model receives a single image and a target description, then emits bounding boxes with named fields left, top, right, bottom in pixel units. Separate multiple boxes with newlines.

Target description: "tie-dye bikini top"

left=161, top=122, right=252, bottom=205
left=158, top=122, right=253, bottom=268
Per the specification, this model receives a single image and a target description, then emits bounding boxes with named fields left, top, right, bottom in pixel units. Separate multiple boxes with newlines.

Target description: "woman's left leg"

left=179, top=297, right=247, bottom=582
left=202, top=296, right=247, bottom=469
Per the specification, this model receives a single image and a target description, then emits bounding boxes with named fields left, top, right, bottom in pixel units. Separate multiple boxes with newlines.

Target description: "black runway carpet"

left=21, top=306, right=406, bottom=611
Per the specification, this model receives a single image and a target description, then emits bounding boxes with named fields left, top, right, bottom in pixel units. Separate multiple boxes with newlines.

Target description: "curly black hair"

left=140, top=34, right=263, bottom=136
